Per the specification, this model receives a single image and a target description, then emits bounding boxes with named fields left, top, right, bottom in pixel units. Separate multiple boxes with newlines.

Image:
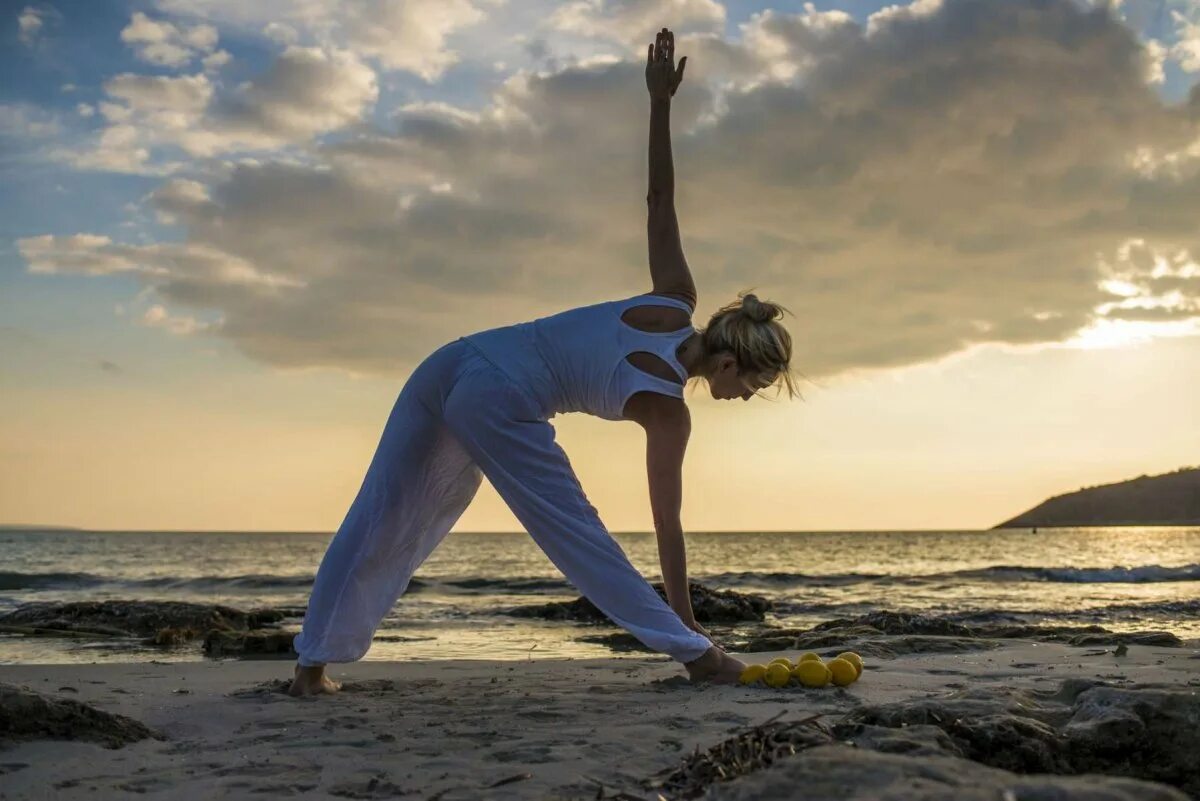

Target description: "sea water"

left=1, top=527, right=1196, bottom=664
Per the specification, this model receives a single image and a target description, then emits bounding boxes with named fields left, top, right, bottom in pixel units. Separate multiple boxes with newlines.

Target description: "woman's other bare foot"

left=288, top=664, right=342, bottom=697
left=684, top=646, right=746, bottom=685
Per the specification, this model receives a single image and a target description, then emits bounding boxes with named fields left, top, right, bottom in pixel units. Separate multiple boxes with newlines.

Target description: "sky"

left=2, top=0, right=1199, bottom=533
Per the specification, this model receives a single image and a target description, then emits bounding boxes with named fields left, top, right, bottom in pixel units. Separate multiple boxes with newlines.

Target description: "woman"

left=289, top=28, right=797, bottom=696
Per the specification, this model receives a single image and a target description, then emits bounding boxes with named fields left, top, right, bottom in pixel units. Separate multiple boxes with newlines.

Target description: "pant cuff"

left=674, top=638, right=714, bottom=664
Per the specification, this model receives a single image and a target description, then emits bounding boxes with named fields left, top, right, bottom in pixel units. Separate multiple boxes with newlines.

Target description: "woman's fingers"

left=649, top=28, right=680, bottom=70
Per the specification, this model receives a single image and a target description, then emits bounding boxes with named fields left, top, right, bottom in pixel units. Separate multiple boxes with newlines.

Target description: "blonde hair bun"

left=740, top=293, right=779, bottom=324
left=698, top=289, right=799, bottom=399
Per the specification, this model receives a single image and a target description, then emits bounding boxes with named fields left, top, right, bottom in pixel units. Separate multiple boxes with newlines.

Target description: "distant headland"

left=994, top=467, right=1200, bottom=529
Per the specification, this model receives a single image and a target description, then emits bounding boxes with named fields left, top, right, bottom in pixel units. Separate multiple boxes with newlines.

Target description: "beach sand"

left=1, top=640, right=1197, bottom=799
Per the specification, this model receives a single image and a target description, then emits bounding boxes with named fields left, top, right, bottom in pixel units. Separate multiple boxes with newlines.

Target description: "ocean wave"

left=802, top=599, right=1200, bottom=625
left=950, top=564, right=1200, bottom=584
left=924, top=600, right=1200, bottom=630
left=700, top=571, right=893, bottom=588
left=439, top=577, right=573, bottom=593
left=3, top=562, right=1194, bottom=598
left=1011, top=598, right=1200, bottom=619
left=134, top=574, right=315, bottom=591
left=0, top=570, right=566, bottom=596
left=0, top=571, right=106, bottom=591
left=0, top=571, right=314, bottom=592
left=703, top=563, right=1200, bottom=588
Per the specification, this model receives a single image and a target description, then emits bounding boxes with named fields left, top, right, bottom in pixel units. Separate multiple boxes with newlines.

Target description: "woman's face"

left=709, top=354, right=774, bottom=401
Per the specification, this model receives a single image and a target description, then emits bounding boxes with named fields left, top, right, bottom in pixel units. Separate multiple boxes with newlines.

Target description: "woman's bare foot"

left=684, top=646, right=746, bottom=685
left=288, top=664, right=341, bottom=697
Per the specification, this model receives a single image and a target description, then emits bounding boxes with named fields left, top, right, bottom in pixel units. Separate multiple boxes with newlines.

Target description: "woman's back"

left=462, top=293, right=694, bottom=421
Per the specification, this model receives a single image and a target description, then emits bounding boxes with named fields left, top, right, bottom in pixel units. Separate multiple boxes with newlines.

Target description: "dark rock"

left=791, top=625, right=889, bottom=649
left=725, top=612, right=984, bottom=652
left=203, top=629, right=298, bottom=659
left=1065, top=687, right=1200, bottom=796
left=728, top=611, right=1183, bottom=653
left=840, top=686, right=1072, bottom=775
left=576, top=632, right=654, bottom=653
left=855, top=636, right=1001, bottom=656
left=722, top=629, right=805, bottom=652
left=504, top=581, right=770, bottom=624
left=728, top=628, right=1000, bottom=655
left=976, top=624, right=1182, bottom=647
left=0, top=683, right=161, bottom=749
left=143, top=627, right=200, bottom=646
left=644, top=680, right=1200, bottom=800
left=1064, top=631, right=1181, bottom=647
left=837, top=681, right=1200, bottom=797
left=811, top=611, right=976, bottom=638
left=848, top=723, right=964, bottom=758
left=0, top=601, right=303, bottom=641
left=703, top=744, right=1189, bottom=801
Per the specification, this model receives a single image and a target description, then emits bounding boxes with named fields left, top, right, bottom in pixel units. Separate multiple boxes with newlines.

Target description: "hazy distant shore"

left=995, top=467, right=1200, bottom=528
left=1, top=638, right=1197, bottom=799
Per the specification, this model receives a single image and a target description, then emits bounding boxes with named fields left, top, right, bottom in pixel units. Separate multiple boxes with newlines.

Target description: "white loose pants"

left=293, top=338, right=713, bottom=665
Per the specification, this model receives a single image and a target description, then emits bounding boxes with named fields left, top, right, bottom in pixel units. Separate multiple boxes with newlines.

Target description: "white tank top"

left=462, top=293, right=694, bottom=421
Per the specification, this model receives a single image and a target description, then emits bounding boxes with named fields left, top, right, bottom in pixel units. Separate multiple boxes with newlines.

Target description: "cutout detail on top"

left=625, top=351, right=684, bottom=385
left=619, top=304, right=692, bottom=335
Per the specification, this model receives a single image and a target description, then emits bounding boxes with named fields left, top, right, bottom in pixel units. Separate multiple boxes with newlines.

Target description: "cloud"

left=0, top=104, right=61, bottom=138
left=17, top=5, right=49, bottom=46
left=106, top=73, right=214, bottom=113
left=262, top=22, right=298, bottom=46
left=141, top=304, right=218, bottom=335
left=62, top=47, right=377, bottom=170
left=20, top=234, right=146, bottom=275
left=1094, top=238, right=1200, bottom=322
left=211, top=47, right=377, bottom=146
left=21, top=0, right=1200, bottom=379
left=866, top=0, right=943, bottom=36
left=1169, top=8, right=1200, bottom=72
left=334, top=0, right=487, bottom=79
left=120, top=11, right=220, bottom=68
left=152, top=0, right=489, bottom=81
left=549, top=0, right=726, bottom=50
left=201, top=49, right=231, bottom=72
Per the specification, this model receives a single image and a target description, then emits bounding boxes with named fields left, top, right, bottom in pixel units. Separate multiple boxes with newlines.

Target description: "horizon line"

left=6, top=524, right=1189, bottom=535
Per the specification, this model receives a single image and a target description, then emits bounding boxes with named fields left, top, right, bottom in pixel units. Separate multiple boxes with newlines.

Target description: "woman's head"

left=698, top=290, right=798, bottom=401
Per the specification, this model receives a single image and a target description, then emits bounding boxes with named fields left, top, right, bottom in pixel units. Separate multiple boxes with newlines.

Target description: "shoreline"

left=2, top=638, right=1197, bottom=799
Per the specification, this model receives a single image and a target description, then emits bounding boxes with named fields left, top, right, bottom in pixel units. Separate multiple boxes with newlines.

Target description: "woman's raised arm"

left=645, top=28, right=696, bottom=306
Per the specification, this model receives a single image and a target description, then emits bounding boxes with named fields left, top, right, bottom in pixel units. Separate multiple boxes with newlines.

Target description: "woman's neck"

left=678, top=332, right=707, bottom=379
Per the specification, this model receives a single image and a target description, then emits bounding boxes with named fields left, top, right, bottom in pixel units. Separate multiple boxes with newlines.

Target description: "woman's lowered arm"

left=642, top=400, right=699, bottom=629
left=645, top=28, right=696, bottom=305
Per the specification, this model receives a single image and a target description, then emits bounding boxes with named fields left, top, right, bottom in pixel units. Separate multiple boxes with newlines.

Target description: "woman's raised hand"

left=646, top=27, right=687, bottom=101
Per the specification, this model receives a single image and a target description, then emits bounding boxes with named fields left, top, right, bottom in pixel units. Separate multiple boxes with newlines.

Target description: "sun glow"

left=1064, top=317, right=1200, bottom=350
